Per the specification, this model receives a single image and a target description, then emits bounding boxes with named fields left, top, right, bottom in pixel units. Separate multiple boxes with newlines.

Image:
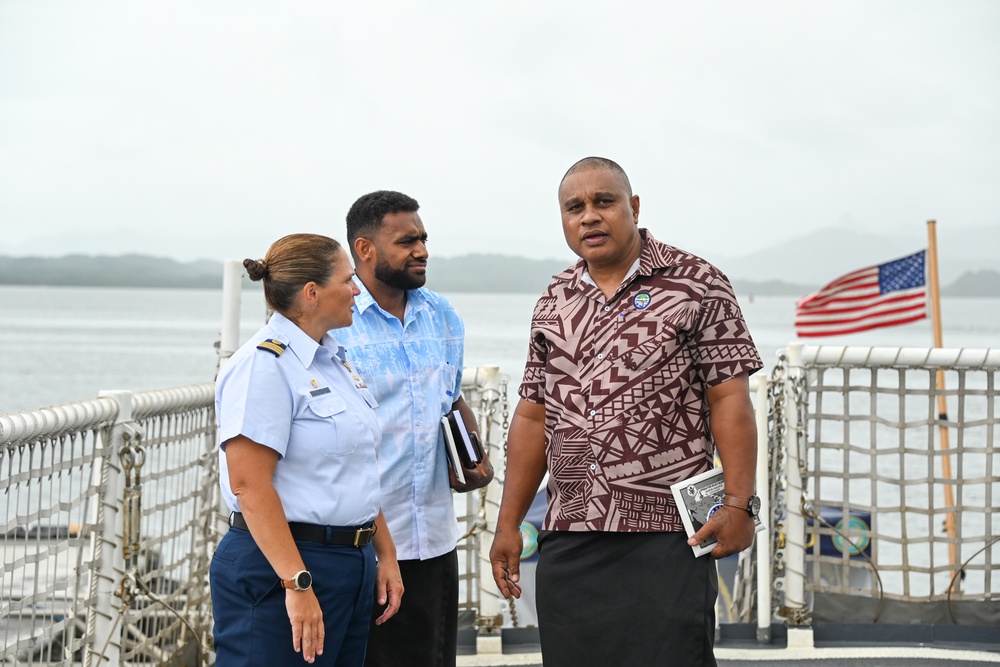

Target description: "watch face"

left=749, top=495, right=761, bottom=517
left=295, top=571, right=312, bottom=591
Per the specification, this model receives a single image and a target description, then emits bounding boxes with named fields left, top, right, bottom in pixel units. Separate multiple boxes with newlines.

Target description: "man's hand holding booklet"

left=669, top=467, right=765, bottom=557
left=441, top=409, right=494, bottom=492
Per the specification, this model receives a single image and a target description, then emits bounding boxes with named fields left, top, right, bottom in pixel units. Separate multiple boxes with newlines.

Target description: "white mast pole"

left=218, top=259, right=244, bottom=373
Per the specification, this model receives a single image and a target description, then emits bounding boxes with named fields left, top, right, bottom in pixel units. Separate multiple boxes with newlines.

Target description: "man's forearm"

left=707, top=375, right=758, bottom=497
left=714, top=412, right=756, bottom=495
left=496, top=402, right=548, bottom=529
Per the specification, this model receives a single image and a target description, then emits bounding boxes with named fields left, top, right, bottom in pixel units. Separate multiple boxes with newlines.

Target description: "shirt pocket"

left=436, top=361, right=460, bottom=410
left=303, top=394, right=358, bottom=457
left=615, top=316, right=667, bottom=372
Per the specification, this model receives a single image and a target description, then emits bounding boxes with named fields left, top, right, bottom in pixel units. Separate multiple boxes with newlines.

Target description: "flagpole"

left=928, top=219, right=959, bottom=588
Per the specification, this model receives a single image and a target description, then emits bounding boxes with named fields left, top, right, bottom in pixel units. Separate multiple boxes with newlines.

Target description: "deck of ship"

left=458, top=651, right=1000, bottom=667
left=457, top=645, right=1000, bottom=666
left=454, top=624, right=1000, bottom=666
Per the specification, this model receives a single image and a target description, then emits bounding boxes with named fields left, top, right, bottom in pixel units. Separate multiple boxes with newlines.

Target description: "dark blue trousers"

left=211, top=527, right=376, bottom=666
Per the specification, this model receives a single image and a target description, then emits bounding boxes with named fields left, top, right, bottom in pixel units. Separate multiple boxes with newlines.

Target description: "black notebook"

left=441, top=410, right=484, bottom=485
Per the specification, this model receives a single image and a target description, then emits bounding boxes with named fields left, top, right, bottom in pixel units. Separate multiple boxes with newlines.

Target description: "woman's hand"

left=373, top=557, right=404, bottom=625
left=371, top=509, right=404, bottom=625
left=286, top=589, right=325, bottom=663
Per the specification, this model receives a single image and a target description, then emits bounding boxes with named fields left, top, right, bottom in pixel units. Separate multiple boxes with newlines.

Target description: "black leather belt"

left=229, top=512, right=376, bottom=547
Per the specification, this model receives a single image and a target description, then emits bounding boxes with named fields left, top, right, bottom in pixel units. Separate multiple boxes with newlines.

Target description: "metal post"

left=216, top=259, right=244, bottom=537
left=476, top=366, right=502, bottom=614
left=753, top=375, right=772, bottom=644
left=85, top=390, right=131, bottom=666
left=782, top=343, right=813, bottom=647
left=218, top=259, right=244, bottom=373
left=475, top=365, right=505, bottom=655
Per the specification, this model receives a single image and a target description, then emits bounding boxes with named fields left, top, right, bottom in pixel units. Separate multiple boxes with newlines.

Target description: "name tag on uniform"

left=309, top=387, right=331, bottom=397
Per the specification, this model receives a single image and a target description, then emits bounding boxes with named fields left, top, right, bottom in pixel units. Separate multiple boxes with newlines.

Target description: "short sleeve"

left=690, top=271, right=763, bottom=387
left=216, top=350, right=294, bottom=456
left=517, top=296, right=551, bottom=404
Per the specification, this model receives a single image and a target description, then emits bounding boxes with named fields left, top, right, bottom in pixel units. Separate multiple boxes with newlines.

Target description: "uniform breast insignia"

left=256, top=339, right=287, bottom=357
left=341, top=359, right=368, bottom=388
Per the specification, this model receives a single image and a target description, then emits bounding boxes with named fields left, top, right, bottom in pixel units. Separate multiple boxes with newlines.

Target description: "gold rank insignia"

left=341, top=359, right=368, bottom=388
left=256, top=339, right=287, bottom=357
left=310, top=379, right=318, bottom=387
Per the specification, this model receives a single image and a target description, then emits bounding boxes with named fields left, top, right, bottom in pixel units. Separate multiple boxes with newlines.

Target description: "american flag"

left=794, top=250, right=927, bottom=338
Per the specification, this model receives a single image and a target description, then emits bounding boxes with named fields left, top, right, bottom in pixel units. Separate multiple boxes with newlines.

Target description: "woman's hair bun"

left=243, top=258, right=268, bottom=282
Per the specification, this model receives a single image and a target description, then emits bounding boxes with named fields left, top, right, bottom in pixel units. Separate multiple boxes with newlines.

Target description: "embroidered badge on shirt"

left=256, top=339, right=287, bottom=356
left=633, top=292, right=652, bottom=310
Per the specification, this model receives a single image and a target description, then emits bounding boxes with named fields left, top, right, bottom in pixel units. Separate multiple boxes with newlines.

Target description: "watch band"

left=281, top=570, right=312, bottom=591
left=722, top=493, right=760, bottom=518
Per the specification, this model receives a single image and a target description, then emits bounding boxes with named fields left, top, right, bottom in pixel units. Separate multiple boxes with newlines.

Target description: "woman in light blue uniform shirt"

left=211, top=233, right=403, bottom=666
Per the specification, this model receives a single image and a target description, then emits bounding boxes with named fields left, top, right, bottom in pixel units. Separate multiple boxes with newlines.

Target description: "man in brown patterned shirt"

left=489, top=157, right=763, bottom=667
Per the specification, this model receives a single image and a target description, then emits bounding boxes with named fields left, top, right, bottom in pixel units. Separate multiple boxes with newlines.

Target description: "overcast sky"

left=1, top=1, right=998, bottom=265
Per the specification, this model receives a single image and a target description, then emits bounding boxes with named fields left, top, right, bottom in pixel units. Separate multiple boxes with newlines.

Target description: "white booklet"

left=669, top=467, right=765, bottom=557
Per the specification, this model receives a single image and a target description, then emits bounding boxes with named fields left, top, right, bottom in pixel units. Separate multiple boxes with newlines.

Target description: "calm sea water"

left=1, top=285, right=998, bottom=414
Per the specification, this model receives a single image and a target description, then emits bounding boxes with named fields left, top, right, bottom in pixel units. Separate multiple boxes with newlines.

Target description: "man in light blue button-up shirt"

left=338, top=190, right=493, bottom=667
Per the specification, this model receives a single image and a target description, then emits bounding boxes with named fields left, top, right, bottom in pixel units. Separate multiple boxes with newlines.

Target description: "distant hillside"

left=717, top=225, right=1000, bottom=287
left=0, top=254, right=225, bottom=288
left=424, top=254, right=570, bottom=293
left=942, top=270, right=1000, bottom=298
left=0, top=253, right=569, bottom=292
left=1, top=253, right=997, bottom=297
left=728, top=278, right=815, bottom=297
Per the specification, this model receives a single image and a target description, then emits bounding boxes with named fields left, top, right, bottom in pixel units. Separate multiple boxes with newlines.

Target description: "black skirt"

left=536, top=530, right=719, bottom=667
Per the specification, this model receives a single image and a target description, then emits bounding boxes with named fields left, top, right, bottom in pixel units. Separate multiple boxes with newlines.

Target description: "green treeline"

left=1, top=254, right=998, bottom=296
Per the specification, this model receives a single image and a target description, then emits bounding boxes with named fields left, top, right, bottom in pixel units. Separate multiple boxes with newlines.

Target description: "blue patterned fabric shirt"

left=338, top=278, right=465, bottom=561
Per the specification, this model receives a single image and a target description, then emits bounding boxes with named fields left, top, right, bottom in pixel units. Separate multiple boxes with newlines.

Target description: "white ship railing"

left=4, top=345, right=997, bottom=662
left=741, top=344, right=1000, bottom=647
left=456, top=366, right=509, bottom=648
left=1, top=384, right=218, bottom=666
left=1, top=369, right=508, bottom=666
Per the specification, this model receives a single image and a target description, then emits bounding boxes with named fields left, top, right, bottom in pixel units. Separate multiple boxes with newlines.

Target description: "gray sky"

left=1, top=1, right=998, bottom=264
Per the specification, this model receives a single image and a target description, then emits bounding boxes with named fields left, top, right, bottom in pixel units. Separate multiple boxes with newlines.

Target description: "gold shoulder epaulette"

left=256, top=339, right=287, bottom=357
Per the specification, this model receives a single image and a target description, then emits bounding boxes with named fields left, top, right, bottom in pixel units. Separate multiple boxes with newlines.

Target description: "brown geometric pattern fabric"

left=519, top=230, right=762, bottom=532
